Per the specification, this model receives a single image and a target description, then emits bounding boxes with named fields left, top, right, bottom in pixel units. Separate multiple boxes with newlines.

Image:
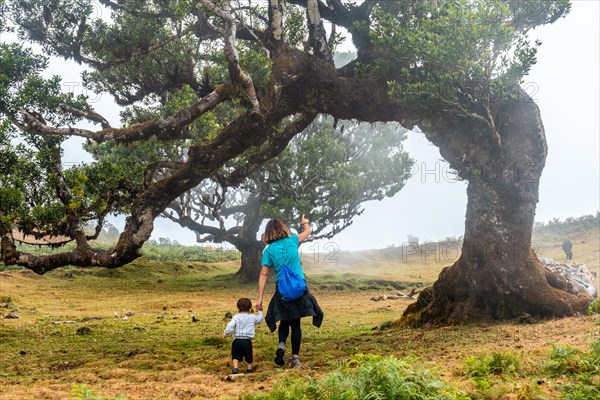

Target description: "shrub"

left=70, top=385, right=127, bottom=400
left=240, top=354, right=468, bottom=400
left=587, top=298, right=600, bottom=316
left=464, top=352, right=522, bottom=392
left=465, top=352, right=521, bottom=379
left=560, top=382, right=600, bottom=400
left=544, top=344, right=596, bottom=377
left=141, top=243, right=240, bottom=263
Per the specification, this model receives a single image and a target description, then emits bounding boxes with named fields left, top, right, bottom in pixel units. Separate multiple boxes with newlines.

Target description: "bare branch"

left=59, top=104, right=111, bottom=129
left=267, top=0, right=285, bottom=50
left=18, top=88, right=229, bottom=143
left=144, top=161, right=185, bottom=188
left=307, top=0, right=333, bottom=62
left=288, top=0, right=376, bottom=28
left=219, top=113, right=316, bottom=186
left=200, top=0, right=260, bottom=114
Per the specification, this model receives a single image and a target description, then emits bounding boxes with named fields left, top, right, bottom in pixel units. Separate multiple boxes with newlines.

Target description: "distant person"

left=256, top=215, right=323, bottom=369
left=562, top=239, right=573, bottom=260
left=222, top=297, right=263, bottom=374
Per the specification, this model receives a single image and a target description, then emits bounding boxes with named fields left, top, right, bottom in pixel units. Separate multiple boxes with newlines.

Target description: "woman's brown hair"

left=262, top=219, right=291, bottom=244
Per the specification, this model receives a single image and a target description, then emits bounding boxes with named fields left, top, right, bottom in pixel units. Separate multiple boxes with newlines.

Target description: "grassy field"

left=0, top=218, right=598, bottom=399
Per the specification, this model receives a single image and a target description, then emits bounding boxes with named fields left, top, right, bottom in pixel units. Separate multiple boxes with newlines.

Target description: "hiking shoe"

left=232, top=368, right=239, bottom=374
left=274, top=342, right=286, bottom=366
left=246, top=368, right=254, bottom=373
left=290, top=357, right=302, bottom=369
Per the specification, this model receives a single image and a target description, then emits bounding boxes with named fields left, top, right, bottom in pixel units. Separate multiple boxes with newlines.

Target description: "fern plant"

left=240, top=354, right=468, bottom=400
left=70, top=385, right=127, bottom=400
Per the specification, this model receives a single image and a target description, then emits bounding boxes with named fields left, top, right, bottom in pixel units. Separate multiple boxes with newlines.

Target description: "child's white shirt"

left=224, top=311, right=263, bottom=339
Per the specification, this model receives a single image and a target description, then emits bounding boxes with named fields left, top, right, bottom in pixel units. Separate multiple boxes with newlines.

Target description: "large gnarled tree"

left=165, top=116, right=410, bottom=282
left=0, top=0, right=591, bottom=323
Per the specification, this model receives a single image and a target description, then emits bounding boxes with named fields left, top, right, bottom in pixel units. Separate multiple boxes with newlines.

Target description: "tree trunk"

left=403, top=92, right=592, bottom=324
left=234, top=193, right=266, bottom=282
left=237, top=239, right=266, bottom=282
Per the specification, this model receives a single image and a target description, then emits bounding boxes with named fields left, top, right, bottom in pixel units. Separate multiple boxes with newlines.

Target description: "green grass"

left=238, top=354, right=470, bottom=400
left=1, top=215, right=599, bottom=399
left=465, top=351, right=522, bottom=379
left=588, top=298, right=600, bottom=315
left=70, top=384, right=128, bottom=400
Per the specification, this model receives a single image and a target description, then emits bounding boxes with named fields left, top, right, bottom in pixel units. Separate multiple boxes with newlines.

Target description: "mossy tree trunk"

left=403, top=90, right=592, bottom=323
left=234, top=194, right=266, bottom=283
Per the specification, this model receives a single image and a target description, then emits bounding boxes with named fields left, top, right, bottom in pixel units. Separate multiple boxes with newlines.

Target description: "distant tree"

left=165, top=115, right=411, bottom=281
left=93, top=221, right=120, bottom=243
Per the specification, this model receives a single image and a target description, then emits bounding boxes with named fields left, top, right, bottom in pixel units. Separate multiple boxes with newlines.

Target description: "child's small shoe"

left=232, top=368, right=239, bottom=374
left=274, top=342, right=286, bottom=366
left=290, top=356, right=302, bottom=369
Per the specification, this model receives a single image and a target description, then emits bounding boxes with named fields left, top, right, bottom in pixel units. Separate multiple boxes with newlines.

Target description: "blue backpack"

left=277, top=263, right=307, bottom=302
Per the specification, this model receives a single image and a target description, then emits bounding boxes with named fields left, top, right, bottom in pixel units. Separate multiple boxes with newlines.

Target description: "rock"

left=192, top=315, right=200, bottom=322
left=4, top=312, right=19, bottom=319
left=518, top=313, right=536, bottom=324
left=76, top=326, right=92, bottom=335
left=127, top=348, right=149, bottom=357
left=223, top=312, right=233, bottom=320
left=225, top=373, right=245, bottom=381
left=80, top=316, right=104, bottom=321
left=52, top=320, right=77, bottom=325
left=540, top=258, right=597, bottom=297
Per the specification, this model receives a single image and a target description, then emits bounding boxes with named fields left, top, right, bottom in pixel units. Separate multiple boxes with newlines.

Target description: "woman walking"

left=256, top=215, right=323, bottom=368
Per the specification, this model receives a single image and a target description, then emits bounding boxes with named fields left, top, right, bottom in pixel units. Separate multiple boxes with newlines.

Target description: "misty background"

left=4, top=0, right=598, bottom=251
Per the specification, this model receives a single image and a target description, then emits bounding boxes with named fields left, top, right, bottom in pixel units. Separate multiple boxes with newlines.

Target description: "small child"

left=222, top=297, right=263, bottom=374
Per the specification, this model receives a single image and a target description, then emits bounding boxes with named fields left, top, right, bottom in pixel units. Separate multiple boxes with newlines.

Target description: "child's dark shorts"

left=231, top=338, right=253, bottom=363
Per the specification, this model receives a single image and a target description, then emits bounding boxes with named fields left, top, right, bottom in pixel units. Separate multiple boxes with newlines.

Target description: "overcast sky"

left=5, top=1, right=599, bottom=251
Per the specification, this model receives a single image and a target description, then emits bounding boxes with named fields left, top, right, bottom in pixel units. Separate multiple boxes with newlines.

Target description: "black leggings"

left=278, top=318, right=302, bottom=355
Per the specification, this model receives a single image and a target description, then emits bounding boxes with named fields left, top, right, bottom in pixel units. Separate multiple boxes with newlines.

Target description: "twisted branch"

left=18, top=88, right=228, bottom=143
left=307, top=0, right=333, bottom=62
left=200, top=0, right=260, bottom=114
